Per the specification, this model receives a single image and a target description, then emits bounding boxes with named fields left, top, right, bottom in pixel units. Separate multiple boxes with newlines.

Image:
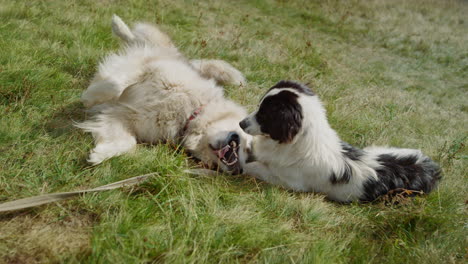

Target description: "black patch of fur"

left=341, top=141, right=364, bottom=161
left=330, top=142, right=364, bottom=184
left=268, top=80, right=315, bottom=96
left=330, top=161, right=352, bottom=184
left=360, top=154, right=442, bottom=202
left=256, top=90, right=303, bottom=143
left=245, top=146, right=257, bottom=163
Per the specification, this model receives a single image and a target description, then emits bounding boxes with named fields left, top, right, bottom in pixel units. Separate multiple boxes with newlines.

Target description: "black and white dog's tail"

left=359, top=146, right=442, bottom=202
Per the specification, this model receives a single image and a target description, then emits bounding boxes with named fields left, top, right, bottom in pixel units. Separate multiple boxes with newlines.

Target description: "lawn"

left=0, top=0, right=466, bottom=263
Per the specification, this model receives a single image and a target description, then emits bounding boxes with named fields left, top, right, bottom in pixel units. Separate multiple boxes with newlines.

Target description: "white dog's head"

left=239, top=80, right=314, bottom=143
left=207, top=118, right=252, bottom=174
left=183, top=105, right=252, bottom=175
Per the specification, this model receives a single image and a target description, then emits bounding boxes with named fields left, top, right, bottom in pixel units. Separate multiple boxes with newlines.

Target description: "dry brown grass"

left=0, top=208, right=95, bottom=263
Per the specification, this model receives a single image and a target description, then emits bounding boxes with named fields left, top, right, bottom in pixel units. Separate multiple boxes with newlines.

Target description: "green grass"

left=0, top=0, right=467, bottom=263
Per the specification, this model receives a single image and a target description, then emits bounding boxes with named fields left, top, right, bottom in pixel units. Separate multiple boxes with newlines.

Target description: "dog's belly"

left=117, top=82, right=199, bottom=144
left=110, top=59, right=224, bottom=144
left=132, top=112, right=185, bottom=143
left=123, top=92, right=196, bottom=143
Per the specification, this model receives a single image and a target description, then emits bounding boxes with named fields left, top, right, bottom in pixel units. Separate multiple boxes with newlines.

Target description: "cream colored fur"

left=78, top=15, right=251, bottom=173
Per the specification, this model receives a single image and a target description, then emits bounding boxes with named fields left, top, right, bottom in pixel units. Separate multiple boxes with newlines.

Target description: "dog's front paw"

left=87, top=140, right=137, bottom=165
left=242, top=161, right=275, bottom=183
left=213, top=60, right=246, bottom=86
left=190, top=59, right=246, bottom=87
left=86, top=144, right=120, bottom=165
left=225, top=69, right=246, bottom=87
left=87, top=150, right=110, bottom=165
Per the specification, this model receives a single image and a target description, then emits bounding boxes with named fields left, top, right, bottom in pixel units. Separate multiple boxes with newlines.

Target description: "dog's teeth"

left=224, top=159, right=237, bottom=166
left=220, top=156, right=238, bottom=166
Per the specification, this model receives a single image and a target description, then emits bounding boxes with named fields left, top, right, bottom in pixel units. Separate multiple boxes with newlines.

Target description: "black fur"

left=330, top=162, right=352, bottom=184
left=360, top=154, right=442, bottom=202
left=341, top=142, right=364, bottom=161
left=256, top=90, right=303, bottom=143
left=330, top=142, right=364, bottom=184
left=268, top=80, right=315, bottom=96
left=245, top=145, right=257, bottom=163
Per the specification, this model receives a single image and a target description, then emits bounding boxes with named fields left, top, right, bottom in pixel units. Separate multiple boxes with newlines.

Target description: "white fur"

left=190, top=59, right=246, bottom=86
left=78, top=16, right=251, bottom=173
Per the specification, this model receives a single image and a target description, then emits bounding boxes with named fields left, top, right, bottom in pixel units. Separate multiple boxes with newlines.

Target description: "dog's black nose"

left=239, top=119, right=249, bottom=130
left=227, top=131, right=240, bottom=144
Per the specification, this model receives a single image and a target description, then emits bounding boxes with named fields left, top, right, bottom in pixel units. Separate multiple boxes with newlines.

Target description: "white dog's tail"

left=111, top=15, right=136, bottom=43
left=111, top=14, right=176, bottom=49
left=111, top=15, right=245, bottom=86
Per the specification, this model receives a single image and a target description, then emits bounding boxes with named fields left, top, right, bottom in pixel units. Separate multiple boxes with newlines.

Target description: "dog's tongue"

left=215, top=144, right=231, bottom=159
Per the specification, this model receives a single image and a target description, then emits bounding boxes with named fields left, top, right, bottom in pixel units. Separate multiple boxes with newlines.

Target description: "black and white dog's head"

left=239, top=80, right=314, bottom=143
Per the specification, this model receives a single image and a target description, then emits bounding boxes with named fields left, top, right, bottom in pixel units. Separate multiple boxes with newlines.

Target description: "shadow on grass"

left=43, top=101, right=87, bottom=138
left=0, top=207, right=44, bottom=221
left=37, top=100, right=92, bottom=167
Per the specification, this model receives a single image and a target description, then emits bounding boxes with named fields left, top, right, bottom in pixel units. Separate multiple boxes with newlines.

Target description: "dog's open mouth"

left=211, top=140, right=241, bottom=173
left=213, top=140, right=239, bottom=166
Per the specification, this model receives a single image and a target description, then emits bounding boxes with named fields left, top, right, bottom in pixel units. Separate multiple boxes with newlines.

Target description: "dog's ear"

left=257, top=91, right=303, bottom=143
left=270, top=97, right=302, bottom=143
left=268, top=80, right=315, bottom=96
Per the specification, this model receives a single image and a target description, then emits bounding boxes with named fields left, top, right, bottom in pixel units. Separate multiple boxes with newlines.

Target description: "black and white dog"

left=239, top=81, right=441, bottom=202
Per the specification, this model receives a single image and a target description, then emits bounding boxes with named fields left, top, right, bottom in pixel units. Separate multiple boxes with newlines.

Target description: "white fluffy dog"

left=77, top=16, right=251, bottom=174
left=240, top=81, right=441, bottom=202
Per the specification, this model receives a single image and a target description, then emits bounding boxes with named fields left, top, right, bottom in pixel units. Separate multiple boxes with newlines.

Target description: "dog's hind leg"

left=81, top=44, right=158, bottom=108
left=81, top=79, right=123, bottom=108
left=131, top=22, right=177, bottom=50
left=77, top=115, right=137, bottom=165
left=82, top=16, right=182, bottom=108
left=190, top=59, right=246, bottom=86
left=112, top=16, right=246, bottom=87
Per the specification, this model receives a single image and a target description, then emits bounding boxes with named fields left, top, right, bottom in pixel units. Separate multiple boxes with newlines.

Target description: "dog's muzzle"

left=239, top=119, right=250, bottom=131
left=211, top=132, right=243, bottom=174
